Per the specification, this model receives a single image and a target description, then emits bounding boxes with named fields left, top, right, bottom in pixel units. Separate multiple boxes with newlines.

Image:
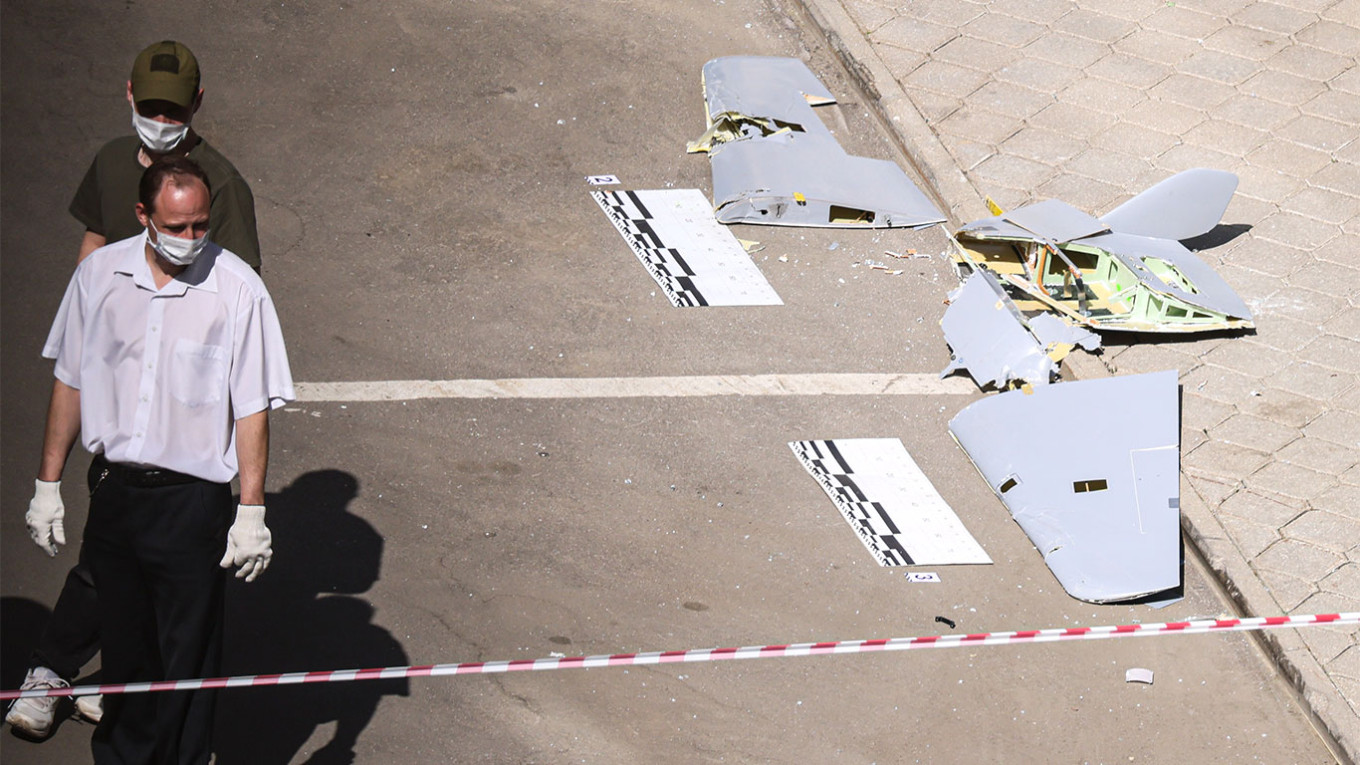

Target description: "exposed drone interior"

left=952, top=169, right=1254, bottom=333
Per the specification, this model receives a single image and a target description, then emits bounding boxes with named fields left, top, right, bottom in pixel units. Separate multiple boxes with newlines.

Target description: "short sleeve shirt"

left=43, top=233, right=293, bottom=482
left=69, top=135, right=262, bottom=269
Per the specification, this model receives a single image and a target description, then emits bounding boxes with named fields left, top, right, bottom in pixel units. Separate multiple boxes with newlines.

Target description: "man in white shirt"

left=9, top=42, right=263, bottom=737
left=23, top=156, right=293, bottom=763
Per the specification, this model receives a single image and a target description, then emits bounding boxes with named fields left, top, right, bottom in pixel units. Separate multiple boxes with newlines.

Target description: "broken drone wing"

left=956, top=199, right=1106, bottom=242
left=711, top=133, right=945, bottom=228
left=693, top=56, right=945, bottom=229
left=940, top=269, right=1057, bottom=389
left=700, top=55, right=835, bottom=127
left=1100, top=168, right=1238, bottom=241
left=948, top=370, right=1181, bottom=603
left=1002, top=199, right=1108, bottom=243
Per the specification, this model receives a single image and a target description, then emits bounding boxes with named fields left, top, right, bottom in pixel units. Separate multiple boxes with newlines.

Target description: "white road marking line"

left=294, top=374, right=976, bottom=402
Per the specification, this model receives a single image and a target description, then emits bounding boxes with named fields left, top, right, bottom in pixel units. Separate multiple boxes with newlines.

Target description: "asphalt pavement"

left=0, top=0, right=1343, bottom=762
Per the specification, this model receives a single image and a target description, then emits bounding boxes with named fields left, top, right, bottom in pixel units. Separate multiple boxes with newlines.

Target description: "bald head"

left=138, top=156, right=211, bottom=217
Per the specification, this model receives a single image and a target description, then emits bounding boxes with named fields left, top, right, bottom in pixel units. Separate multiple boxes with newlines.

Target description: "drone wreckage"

left=683, top=56, right=1255, bottom=605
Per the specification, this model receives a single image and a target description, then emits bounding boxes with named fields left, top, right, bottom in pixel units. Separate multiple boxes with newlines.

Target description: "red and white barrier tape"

left=4, top=612, right=1355, bottom=701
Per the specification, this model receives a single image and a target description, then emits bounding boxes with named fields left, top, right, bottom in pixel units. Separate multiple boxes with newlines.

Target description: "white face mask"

left=148, top=219, right=209, bottom=266
left=132, top=108, right=190, bottom=153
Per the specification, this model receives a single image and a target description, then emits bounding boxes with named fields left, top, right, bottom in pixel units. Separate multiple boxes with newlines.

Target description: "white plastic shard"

left=1101, top=168, right=1238, bottom=241
left=952, top=169, right=1253, bottom=333
left=948, top=370, right=1182, bottom=603
left=940, top=270, right=1057, bottom=389
left=1125, top=668, right=1155, bottom=684
left=692, top=56, right=945, bottom=229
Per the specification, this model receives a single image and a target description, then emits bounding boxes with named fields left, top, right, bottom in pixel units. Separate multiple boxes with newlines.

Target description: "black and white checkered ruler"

left=790, top=438, right=991, bottom=566
left=591, top=189, right=782, bottom=307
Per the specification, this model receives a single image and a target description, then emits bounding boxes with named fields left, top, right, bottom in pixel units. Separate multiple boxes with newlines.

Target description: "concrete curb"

left=788, top=0, right=987, bottom=226
left=791, top=0, right=1357, bottom=759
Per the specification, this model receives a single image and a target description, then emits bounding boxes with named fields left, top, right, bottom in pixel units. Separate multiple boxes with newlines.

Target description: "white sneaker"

left=75, top=693, right=102, bottom=723
left=5, top=667, right=68, bottom=740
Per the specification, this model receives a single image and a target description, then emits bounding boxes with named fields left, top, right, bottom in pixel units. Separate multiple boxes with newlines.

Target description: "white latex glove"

left=219, top=504, right=272, bottom=582
left=26, top=479, right=66, bottom=556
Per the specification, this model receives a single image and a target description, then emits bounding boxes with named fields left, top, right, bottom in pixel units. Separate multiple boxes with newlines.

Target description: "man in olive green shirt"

left=69, top=40, right=261, bottom=269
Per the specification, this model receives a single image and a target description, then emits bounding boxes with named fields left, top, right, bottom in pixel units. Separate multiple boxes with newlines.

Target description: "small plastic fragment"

left=935, top=616, right=956, bottom=629
left=1125, top=668, right=1154, bottom=684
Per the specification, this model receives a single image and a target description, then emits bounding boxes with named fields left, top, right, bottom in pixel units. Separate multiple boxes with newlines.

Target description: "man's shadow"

left=214, top=470, right=408, bottom=765
left=1, top=598, right=54, bottom=690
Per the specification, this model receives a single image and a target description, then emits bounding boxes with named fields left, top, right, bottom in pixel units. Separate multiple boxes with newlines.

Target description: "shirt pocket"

left=170, top=339, right=229, bottom=408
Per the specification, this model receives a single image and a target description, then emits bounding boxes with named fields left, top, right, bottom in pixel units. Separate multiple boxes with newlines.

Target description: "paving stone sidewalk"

left=793, top=0, right=1360, bottom=757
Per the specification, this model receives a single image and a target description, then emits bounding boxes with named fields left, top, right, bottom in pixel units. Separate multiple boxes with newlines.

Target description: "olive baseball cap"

left=129, top=41, right=200, bottom=107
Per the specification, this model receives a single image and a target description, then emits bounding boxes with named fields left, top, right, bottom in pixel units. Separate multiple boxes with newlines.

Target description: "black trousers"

left=31, top=553, right=101, bottom=681
left=83, top=458, right=231, bottom=765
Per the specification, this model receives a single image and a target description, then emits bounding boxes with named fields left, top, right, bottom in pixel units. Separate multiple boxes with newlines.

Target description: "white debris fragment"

left=1125, top=668, right=1154, bottom=684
